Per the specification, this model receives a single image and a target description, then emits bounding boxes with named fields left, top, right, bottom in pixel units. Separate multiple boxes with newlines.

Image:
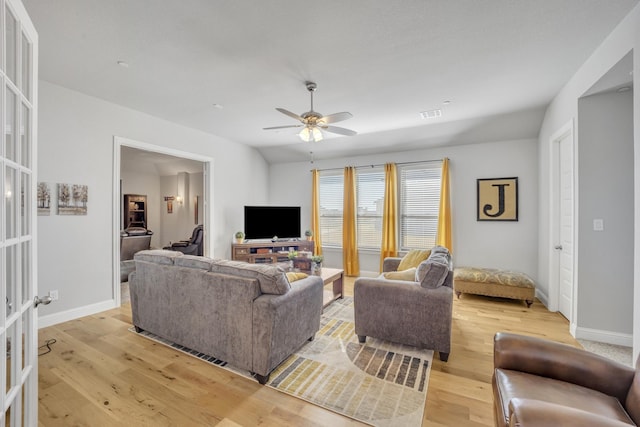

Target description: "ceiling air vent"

left=420, top=109, right=442, bottom=119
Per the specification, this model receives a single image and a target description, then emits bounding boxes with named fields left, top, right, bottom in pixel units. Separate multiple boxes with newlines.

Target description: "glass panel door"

left=1, top=0, right=37, bottom=425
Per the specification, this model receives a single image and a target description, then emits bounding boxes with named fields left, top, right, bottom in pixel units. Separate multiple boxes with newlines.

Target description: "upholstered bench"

left=453, top=267, right=535, bottom=307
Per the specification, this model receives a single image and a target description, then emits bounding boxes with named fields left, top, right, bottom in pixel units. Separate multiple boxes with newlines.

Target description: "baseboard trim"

left=575, top=327, right=633, bottom=347
left=535, top=289, right=549, bottom=308
left=38, top=299, right=117, bottom=329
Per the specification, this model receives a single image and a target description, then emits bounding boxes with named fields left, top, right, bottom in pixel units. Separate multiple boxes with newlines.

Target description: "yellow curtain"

left=380, top=163, right=397, bottom=271
left=436, top=158, right=452, bottom=253
left=342, top=167, right=360, bottom=276
left=311, top=169, right=322, bottom=255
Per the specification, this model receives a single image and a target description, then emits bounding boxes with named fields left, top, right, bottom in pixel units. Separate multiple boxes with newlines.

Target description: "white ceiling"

left=23, top=0, right=638, bottom=164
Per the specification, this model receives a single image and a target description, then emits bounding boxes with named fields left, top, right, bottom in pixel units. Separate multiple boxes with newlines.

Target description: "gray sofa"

left=353, top=247, right=453, bottom=361
left=129, top=249, right=323, bottom=384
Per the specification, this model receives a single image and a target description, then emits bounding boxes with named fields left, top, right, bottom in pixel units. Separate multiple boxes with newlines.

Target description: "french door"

left=1, top=0, right=37, bottom=425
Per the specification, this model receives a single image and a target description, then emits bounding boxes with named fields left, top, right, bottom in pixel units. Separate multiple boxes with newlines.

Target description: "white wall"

left=37, top=81, right=269, bottom=326
left=159, top=172, right=204, bottom=247
left=121, top=171, right=163, bottom=247
left=270, top=139, right=539, bottom=280
left=578, top=90, right=634, bottom=337
left=537, top=4, right=639, bottom=352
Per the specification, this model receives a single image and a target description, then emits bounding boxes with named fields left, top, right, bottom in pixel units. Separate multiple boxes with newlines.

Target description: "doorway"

left=113, top=136, right=213, bottom=306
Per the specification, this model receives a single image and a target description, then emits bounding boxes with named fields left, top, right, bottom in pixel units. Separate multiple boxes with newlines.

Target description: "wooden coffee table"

left=315, top=267, right=344, bottom=308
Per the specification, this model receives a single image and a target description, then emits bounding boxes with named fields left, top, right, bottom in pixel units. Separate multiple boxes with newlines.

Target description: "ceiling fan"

left=263, top=81, right=357, bottom=142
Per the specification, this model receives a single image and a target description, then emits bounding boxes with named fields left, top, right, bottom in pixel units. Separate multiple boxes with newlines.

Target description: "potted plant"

left=311, top=255, right=323, bottom=273
left=234, top=231, right=245, bottom=243
left=287, top=250, right=298, bottom=270
left=304, top=229, right=313, bottom=241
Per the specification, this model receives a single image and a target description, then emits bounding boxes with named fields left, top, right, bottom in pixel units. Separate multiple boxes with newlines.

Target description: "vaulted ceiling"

left=23, top=0, right=639, bottom=163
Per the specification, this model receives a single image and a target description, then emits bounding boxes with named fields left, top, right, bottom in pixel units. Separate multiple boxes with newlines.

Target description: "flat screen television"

left=244, top=206, right=301, bottom=240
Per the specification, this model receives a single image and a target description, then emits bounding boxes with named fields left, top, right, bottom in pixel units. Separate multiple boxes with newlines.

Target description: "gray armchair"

left=353, top=249, right=453, bottom=362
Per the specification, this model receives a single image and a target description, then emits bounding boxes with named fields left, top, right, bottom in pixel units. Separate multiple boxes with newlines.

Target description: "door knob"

left=34, top=295, right=52, bottom=308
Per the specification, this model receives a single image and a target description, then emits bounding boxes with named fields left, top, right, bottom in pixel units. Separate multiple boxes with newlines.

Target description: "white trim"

left=534, top=288, right=549, bottom=308
left=115, top=136, right=214, bottom=163
left=112, top=136, right=215, bottom=307
left=575, top=327, right=633, bottom=347
left=112, top=141, right=122, bottom=305
left=38, top=300, right=116, bottom=329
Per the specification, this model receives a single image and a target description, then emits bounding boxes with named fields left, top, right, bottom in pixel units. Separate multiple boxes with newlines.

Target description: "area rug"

left=578, top=339, right=633, bottom=367
left=130, top=297, right=433, bottom=426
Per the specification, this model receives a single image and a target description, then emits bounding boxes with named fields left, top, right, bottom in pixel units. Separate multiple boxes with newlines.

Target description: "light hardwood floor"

left=38, top=278, right=578, bottom=426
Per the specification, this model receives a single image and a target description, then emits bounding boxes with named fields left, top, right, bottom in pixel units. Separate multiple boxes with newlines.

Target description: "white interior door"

left=556, top=131, right=575, bottom=321
left=1, top=0, right=37, bottom=425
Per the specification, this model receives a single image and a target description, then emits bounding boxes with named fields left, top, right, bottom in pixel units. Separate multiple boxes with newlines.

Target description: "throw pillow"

left=397, top=249, right=431, bottom=271
left=416, top=261, right=448, bottom=289
left=286, top=272, right=308, bottom=282
left=416, top=256, right=450, bottom=289
left=383, top=267, right=417, bottom=281
left=431, top=245, right=449, bottom=254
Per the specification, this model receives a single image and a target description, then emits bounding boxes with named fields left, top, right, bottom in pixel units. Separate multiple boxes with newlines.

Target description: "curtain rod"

left=311, top=158, right=445, bottom=173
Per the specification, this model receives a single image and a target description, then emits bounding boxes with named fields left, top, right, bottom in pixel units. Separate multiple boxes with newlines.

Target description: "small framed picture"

left=477, top=177, right=518, bottom=221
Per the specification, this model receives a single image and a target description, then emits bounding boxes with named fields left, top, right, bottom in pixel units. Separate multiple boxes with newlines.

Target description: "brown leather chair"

left=493, top=332, right=640, bottom=427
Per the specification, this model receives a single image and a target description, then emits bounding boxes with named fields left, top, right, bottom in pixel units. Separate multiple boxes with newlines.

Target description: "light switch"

left=593, top=219, right=604, bottom=231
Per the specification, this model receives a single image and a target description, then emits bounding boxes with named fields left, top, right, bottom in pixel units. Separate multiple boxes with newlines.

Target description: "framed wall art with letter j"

left=477, top=177, right=518, bottom=221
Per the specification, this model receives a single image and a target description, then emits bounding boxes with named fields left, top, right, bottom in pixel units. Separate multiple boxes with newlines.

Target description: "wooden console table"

left=232, top=240, right=314, bottom=264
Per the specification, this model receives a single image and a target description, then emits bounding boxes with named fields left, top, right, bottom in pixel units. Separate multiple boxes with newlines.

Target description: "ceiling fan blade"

left=318, top=112, right=353, bottom=125
left=276, top=108, right=304, bottom=122
left=321, top=125, right=357, bottom=137
left=263, top=125, right=303, bottom=130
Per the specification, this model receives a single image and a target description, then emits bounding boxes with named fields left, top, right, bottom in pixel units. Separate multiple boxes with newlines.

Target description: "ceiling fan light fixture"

left=265, top=81, right=354, bottom=141
left=299, top=126, right=323, bottom=142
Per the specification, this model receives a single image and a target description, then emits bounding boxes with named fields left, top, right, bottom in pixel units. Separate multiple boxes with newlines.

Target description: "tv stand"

left=232, top=240, right=313, bottom=264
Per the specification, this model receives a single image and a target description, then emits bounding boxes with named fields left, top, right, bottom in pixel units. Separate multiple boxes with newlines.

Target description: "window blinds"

left=398, top=162, right=442, bottom=251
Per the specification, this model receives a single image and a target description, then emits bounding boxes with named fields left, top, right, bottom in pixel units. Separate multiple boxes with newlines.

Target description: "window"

left=398, top=162, right=442, bottom=251
left=356, top=167, right=385, bottom=249
left=319, top=162, right=441, bottom=251
left=319, top=172, right=343, bottom=247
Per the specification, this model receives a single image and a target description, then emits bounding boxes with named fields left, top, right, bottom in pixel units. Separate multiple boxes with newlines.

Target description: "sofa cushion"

left=174, top=255, right=217, bottom=270
left=495, top=369, right=635, bottom=425
left=383, top=267, right=417, bottom=281
left=134, top=249, right=182, bottom=265
left=397, top=249, right=431, bottom=271
left=286, top=272, right=308, bottom=282
left=211, top=259, right=291, bottom=295
left=455, top=267, right=535, bottom=289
